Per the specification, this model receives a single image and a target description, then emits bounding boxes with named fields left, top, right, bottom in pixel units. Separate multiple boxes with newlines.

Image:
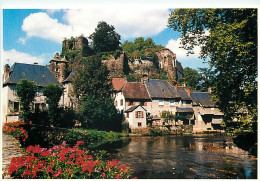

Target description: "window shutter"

left=144, top=102, right=147, bottom=106
left=141, top=111, right=144, bottom=118
left=120, top=99, right=123, bottom=106
left=135, top=111, right=138, bottom=118
left=133, top=102, right=135, bottom=106
left=115, top=101, right=117, bottom=107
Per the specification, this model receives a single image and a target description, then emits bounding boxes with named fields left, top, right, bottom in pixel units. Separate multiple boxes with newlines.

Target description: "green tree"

left=16, top=79, right=37, bottom=123
left=168, top=9, right=257, bottom=132
left=43, top=84, right=63, bottom=126
left=178, top=67, right=201, bottom=91
left=89, top=21, right=121, bottom=53
left=73, top=55, right=122, bottom=131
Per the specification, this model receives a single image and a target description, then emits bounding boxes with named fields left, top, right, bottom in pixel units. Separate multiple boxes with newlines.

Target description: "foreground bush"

left=8, top=141, right=133, bottom=179
left=3, top=121, right=29, bottom=142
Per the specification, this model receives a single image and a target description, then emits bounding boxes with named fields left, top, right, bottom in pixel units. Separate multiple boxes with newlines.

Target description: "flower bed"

left=8, top=141, right=134, bottom=179
left=3, top=121, right=29, bottom=142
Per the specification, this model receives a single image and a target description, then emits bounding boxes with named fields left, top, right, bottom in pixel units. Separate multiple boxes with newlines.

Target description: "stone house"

left=176, top=89, right=194, bottom=125
left=144, top=79, right=181, bottom=119
left=62, top=70, right=77, bottom=108
left=190, top=92, right=224, bottom=132
left=2, top=62, right=60, bottom=123
left=124, top=105, right=147, bottom=129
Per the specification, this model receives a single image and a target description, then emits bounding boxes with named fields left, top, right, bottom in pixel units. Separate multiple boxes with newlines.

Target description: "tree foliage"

left=73, top=55, right=122, bottom=131
left=89, top=21, right=121, bottom=53
left=168, top=9, right=257, bottom=131
left=16, top=79, right=37, bottom=123
left=43, top=84, right=63, bottom=126
left=121, top=37, right=164, bottom=61
left=178, top=67, right=201, bottom=91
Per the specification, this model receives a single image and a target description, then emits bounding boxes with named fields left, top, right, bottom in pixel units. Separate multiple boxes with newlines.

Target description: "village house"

left=62, top=70, right=77, bottom=108
left=176, top=89, right=194, bottom=125
left=113, top=80, right=151, bottom=129
left=190, top=91, right=224, bottom=132
left=1, top=62, right=60, bottom=123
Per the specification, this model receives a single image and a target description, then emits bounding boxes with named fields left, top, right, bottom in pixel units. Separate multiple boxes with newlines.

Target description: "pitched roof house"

left=144, top=79, right=181, bottom=118
left=190, top=92, right=224, bottom=132
left=2, top=62, right=60, bottom=123
left=113, top=81, right=151, bottom=113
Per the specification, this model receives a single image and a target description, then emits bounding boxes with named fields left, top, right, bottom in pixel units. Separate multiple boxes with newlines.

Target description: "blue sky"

left=3, top=9, right=209, bottom=69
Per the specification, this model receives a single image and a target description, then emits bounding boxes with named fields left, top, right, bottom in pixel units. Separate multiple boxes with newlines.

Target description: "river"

left=98, top=134, right=257, bottom=179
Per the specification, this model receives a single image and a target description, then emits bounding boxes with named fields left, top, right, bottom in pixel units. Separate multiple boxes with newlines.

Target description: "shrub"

left=3, top=121, right=29, bottom=143
left=8, top=142, right=133, bottom=179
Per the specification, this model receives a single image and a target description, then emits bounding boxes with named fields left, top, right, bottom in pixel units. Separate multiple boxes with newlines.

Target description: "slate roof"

left=176, top=107, right=194, bottom=113
left=177, top=90, right=191, bottom=100
left=3, top=63, right=60, bottom=87
left=144, top=79, right=180, bottom=99
left=122, top=82, right=150, bottom=100
left=125, top=105, right=147, bottom=113
left=112, top=78, right=126, bottom=91
left=190, top=92, right=216, bottom=107
left=63, top=71, right=76, bottom=83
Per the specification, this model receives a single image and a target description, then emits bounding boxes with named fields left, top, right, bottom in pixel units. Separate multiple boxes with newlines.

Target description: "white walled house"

left=124, top=105, right=147, bottom=129
left=113, top=80, right=151, bottom=114
left=1, top=63, right=60, bottom=123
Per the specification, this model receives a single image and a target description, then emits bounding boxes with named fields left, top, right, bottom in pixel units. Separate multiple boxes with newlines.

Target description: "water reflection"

left=103, top=134, right=257, bottom=179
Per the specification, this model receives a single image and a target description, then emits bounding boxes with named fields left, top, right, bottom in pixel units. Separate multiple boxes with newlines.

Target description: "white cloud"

left=20, top=9, right=170, bottom=43
left=3, top=49, right=46, bottom=67
left=46, top=9, right=63, bottom=15
left=21, top=12, right=74, bottom=43
left=166, top=38, right=202, bottom=60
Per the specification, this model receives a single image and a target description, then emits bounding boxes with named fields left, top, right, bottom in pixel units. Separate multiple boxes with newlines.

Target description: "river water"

left=100, top=134, right=257, bottom=179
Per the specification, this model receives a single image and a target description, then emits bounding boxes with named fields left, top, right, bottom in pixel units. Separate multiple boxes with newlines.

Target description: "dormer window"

left=56, top=68, right=60, bottom=72
left=162, top=89, right=165, bottom=92
left=42, top=74, right=45, bottom=78
left=22, top=72, right=25, bottom=76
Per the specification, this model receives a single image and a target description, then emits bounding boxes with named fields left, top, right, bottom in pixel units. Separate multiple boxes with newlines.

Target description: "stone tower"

left=49, top=52, right=68, bottom=83
left=156, top=48, right=184, bottom=83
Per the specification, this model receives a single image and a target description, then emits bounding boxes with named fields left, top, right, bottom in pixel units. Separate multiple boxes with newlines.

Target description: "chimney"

left=187, top=88, right=191, bottom=97
left=208, top=87, right=212, bottom=93
left=3, top=64, right=10, bottom=82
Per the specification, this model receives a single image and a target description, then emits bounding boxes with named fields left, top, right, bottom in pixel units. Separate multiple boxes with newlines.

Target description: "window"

left=135, top=111, right=144, bottom=118
left=35, top=103, right=40, bottom=113
left=115, top=100, right=117, bottom=107
left=126, top=112, right=129, bottom=118
left=14, top=102, right=19, bottom=112
left=170, top=99, right=175, bottom=106
left=120, top=99, right=123, bottom=106
left=183, top=101, right=186, bottom=105
left=159, top=99, right=164, bottom=106
left=138, top=122, right=142, bottom=127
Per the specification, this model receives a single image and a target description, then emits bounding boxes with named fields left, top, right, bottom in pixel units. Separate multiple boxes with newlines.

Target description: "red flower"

left=82, top=160, right=96, bottom=173
left=40, top=150, right=51, bottom=157
left=47, top=165, right=54, bottom=174
left=76, top=141, right=84, bottom=146
left=54, top=169, right=62, bottom=177
left=115, top=174, right=122, bottom=179
left=22, top=169, right=32, bottom=178
left=107, top=159, right=118, bottom=167
left=118, top=165, right=127, bottom=171
left=101, top=172, right=106, bottom=179
left=131, top=177, right=138, bottom=179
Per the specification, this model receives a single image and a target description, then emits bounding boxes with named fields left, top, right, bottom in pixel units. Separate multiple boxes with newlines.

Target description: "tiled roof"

left=145, top=79, right=180, bottom=99
left=125, top=105, right=147, bottom=113
left=63, top=71, right=76, bottom=83
left=3, top=63, right=60, bottom=87
left=190, top=92, right=215, bottom=107
left=112, top=78, right=126, bottom=91
left=176, top=107, right=194, bottom=113
left=122, top=82, right=150, bottom=100
left=177, top=90, right=191, bottom=100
